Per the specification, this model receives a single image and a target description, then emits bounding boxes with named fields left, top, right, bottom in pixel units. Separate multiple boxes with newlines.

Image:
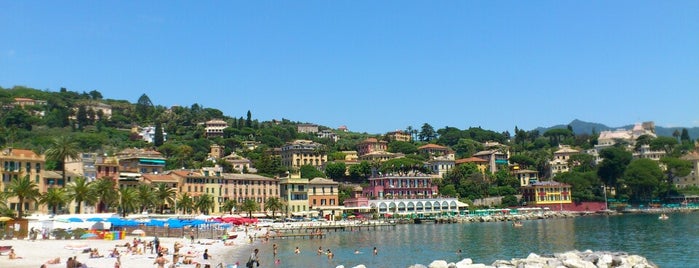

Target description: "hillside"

left=536, top=119, right=699, bottom=140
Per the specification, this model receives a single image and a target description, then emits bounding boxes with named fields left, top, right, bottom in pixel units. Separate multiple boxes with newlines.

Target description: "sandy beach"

left=0, top=228, right=264, bottom=268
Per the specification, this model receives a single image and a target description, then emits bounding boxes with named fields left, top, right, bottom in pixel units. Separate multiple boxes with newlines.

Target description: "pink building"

left=363, top=174, right=439, bottom=199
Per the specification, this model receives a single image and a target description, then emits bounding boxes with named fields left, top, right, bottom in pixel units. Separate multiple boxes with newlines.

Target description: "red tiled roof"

left=418, top=144, right=448, bottom=150
left=143, top=174, right=178, bottom=183
left=455, top=157, right=488, bottom=164
left=9, top=149, right=40, bottom=158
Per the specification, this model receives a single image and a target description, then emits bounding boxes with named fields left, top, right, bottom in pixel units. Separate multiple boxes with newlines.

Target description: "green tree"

left=195, top=193, right=214, bottom=215
left=91, top=178, right=118, bottom=213
left=44, top=136, right=80, bottom=187
left=239, top=198, right=260, bottom=218
left=118, top=187, right=138, bottom=217
left=597, top=147, right=632, bottom=196
left=154, top=121, right=164, bottom=146
left=40, top=187, right=68, bottom=215
left=246, top=110, right=252, bottom=128
left=66, top=177, right=95, bottom=214
left=154, top=183, right=177, bottom=214
left=177, top=193, right=195, bottom=214
left=264, top=197, right=284, bottom=219
left=680, top=128, right=691, bottom=142
left=623, top=159, right=663, bottom=202
left=660, top=157, right=693, bottom=184
left=300, top=165, right=325, bottom=179
left=136, top=184, right=155, bottom=213
left=387, top=141, right=418, bottom=155
left=348, top=161, right=372, bottom=182
left=221, top=199, right=237, bottom=215
left=6, top=175, right=41, bottom=218
left=135, top=93, right=154, bottom=122
left=324, top=162, right=346, bottom=180
left=419, top=123, right=437, bottom=142
left=509, top=154, right=536, bottom=169
left=650, top=136, right=679, bottom=155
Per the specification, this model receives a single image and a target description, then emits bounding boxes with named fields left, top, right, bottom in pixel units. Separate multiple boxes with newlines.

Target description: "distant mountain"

left=535, top=119, right=699, bottom=140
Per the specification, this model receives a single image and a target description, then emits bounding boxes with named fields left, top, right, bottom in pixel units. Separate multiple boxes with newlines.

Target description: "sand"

left=0, top=228, right=264, bottom=268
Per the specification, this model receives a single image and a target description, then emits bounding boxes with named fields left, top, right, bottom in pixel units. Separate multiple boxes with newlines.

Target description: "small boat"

left=658, top=214, right=669, bottom=220
left=512, top=221, right=523, bottom=227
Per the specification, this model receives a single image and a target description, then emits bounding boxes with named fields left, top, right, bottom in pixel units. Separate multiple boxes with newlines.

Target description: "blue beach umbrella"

left=80, top=233, right=97, bottom=239
left=67, top=217, right=84, bottom=222
left=86, top=217, right=104, bottom=222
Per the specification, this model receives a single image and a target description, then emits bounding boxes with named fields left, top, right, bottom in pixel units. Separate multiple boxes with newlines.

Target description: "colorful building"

left=363, top=173, right=439, bottom=199
left=521, top=181, right=572, bottom=207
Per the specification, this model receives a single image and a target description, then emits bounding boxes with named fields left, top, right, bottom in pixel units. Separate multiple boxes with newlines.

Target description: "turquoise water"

left=229, top=212, right=699, bottom=267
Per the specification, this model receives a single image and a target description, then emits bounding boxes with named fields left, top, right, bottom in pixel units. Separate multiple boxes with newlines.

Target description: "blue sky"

left=1, top=1, right=698, bottom=134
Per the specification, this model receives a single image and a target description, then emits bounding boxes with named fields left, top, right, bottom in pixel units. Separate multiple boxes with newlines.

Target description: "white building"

left=139, top=126, right=167, bottom=143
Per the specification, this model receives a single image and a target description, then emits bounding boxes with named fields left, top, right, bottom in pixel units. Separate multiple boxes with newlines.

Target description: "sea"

left=226, top=212, right=699, bottom=268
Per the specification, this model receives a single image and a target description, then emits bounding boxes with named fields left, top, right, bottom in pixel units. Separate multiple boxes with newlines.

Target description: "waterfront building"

left=170, top=168, right=223, bottom=213
left=308, top=177, right=340, bottom=219
left=1, top=148, right=46, bottom=215
left=204, top=119, right=228, bottom=138
left=363, top=173, right=439, bottom=199
left=521, top=181, right=572, bottom=209
left=369, top=198, right=468, bottom=216
left=95, top=155, right=119, bottom=181
left=279, top=176, right=312, bottom=216
left=280, top=140, right=327, bottom=169
left=550, top=146, right=579, bottom=176
left=357, top=138, right=388, bottom=156
left=220, top=173, right=279, bottom=215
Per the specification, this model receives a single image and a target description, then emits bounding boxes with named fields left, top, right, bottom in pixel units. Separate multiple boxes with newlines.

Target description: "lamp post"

left=602, top=185, right=608, bottom=211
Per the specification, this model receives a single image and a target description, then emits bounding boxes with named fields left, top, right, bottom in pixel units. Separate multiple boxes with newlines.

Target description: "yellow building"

left=280, top=140, right=327, bottom=169
left=386, top=130, right=411, bottom=142
left=521, top=181, right=572, bottom=206
left=1, top=148, right=46, bottom=216
left=455, top=157, right=489, bottom=174
left=279, top=176, right=310, bottom=216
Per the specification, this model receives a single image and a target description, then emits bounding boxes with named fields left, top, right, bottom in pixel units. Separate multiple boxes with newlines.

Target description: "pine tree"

left=154, top=121, right=164, bottom=146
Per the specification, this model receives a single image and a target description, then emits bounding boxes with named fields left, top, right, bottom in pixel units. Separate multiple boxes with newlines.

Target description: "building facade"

left=1, top=148, right=46, bottom=215
left=550, top=146, right=579, bottom=176
left=386, top=130, right=411, bottom=142
left=363, top=173, right=439, bottom=199
left=357, top=138, right=388, bottom=156
left=521, top=181, right=572, bottom=207
left=205, top=119, right=228, bottom=138
left=280, top=140, right=327, bottom=169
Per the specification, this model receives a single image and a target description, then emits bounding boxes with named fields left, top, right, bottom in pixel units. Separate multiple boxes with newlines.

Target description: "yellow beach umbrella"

left=0, top=216, right=13, bottom=222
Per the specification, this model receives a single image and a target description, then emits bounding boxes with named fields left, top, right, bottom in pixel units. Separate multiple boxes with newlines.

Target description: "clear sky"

left=2, top=1, right=698, bottom=134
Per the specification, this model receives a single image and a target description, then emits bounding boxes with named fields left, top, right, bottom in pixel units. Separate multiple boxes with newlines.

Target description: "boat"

left=0, top=245, right=13, bottom=255
left=512, top=221, right=523, bottom=227
left=414, top=217, right=436, bottom=224
left=658, top=214, right=669, bottom=220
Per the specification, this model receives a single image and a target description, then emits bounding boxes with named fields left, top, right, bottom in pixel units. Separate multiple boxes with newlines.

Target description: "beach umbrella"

left=67, top=217, right=84, bottom=222
left=131, top=229, right=146, bottom=236
left=80, top=233, right=97, bottom=239
left=0, top=216, right=12, bottom=222
left=86, top=217, right=104, bottom=222
left=146, top=219, right=165, bottom=227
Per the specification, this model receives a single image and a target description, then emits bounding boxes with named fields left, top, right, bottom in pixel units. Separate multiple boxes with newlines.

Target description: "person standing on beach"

left=153, top=236, right=160, bottom=254
left=246, top=248, right=260, bottom=268
left=272, top=243, right=278, bottom=259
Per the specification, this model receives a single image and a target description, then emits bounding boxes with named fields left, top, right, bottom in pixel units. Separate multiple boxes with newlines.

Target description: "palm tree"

left=239, top=199, right=260, bottom=219
left=66, top=177, right=95, bottom=214
left=40, top=187, right=68, bottom=215
left=136, top=184, right=155, bottom=213
left=177, top=193, right=194, bottom=214
left=118, top=187, right=138, bottom=217
left=221, top=199, right=237, bottom=215
left=195, top=194, right=214, bottom=215
left=154, top=183, right=176, bottom=214
left=264, top=197, right=284, bottom=219
left=90, top=178, right=118, bottom=213
left=44, top=136, right=80, bottom=186
left=6, top=175, right=41, bottom=219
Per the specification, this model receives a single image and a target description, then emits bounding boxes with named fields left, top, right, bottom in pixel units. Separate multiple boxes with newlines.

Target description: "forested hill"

left=536, top=119, right=699, bottom=140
